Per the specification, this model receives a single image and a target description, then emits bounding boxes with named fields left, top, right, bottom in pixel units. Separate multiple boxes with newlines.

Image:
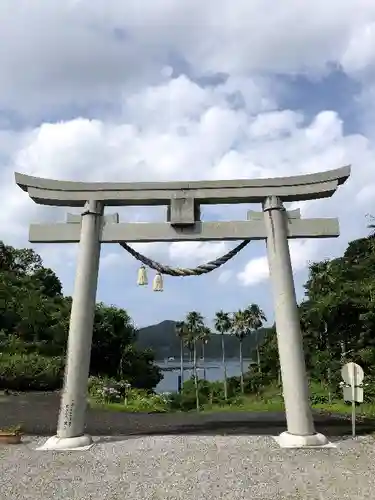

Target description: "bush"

left=169, top=378, right=240, bottom=411
left=310, top=393, right=329, bottom=405
left=126, top=390, right=169, bottom=413
left=243, top=371, right=273, bottom=395
left=88, top=376, right=132, bottom=403
left=227, top=376, right=241, bottom=396
left=88, top=376, right=170, bottom=412
left=362, top=375, right=375, bottom=403
left=0, top=353, right=64, bottom=391
left=168, top=391, right=200, bottom=411
left=227, top=371, right=273, bottom=397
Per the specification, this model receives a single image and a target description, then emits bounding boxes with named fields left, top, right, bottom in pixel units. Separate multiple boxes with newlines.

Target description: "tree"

left=184, top=311, right=206, bottom=410
left=214, top=310, right=232, bottom=400
left=0, top=241, right=43, bottom=275
left=118, top=344, right=163, bottom=390
left=231, top=309, right=247, bottom=394
left=175, top=321, right=187, bottom=388
left=257, top=325, right=280, bottom=381
left=0, top=241, right=163, bottom=392
left=33, top=267, right=63, bottom=298
left=90, top=303, right=137, bottom=377
left=244, top=304, right=266, bottom=373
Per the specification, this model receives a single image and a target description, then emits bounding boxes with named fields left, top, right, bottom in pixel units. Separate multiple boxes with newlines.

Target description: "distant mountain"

left=136, top=320, right=269, bottom=360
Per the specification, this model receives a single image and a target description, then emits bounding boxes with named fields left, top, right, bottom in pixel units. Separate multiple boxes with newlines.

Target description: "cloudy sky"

left=1, top=1, right=375, bottom=328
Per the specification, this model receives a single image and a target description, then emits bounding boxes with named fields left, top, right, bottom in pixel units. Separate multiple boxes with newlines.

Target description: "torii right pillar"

left=263, top=195, right=328, bottom=447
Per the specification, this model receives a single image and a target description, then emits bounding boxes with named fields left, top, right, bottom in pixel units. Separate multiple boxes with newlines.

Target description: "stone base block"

left=273, top=431, right=335, bottom=449
left=36, top=434, right=94, bottom=451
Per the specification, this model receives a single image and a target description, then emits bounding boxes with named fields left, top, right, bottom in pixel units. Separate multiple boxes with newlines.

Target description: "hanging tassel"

left=137, top=265, right=148, bottom=286
left=152, top=272, right=164, bottom=292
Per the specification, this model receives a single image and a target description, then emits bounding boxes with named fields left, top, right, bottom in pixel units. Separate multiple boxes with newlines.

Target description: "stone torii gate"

left=15, top=165, right=350, bottom=450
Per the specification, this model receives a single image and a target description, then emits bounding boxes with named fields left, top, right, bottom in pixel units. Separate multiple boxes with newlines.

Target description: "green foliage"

left=257, top=233, right=375, bottom=405
left=0, top=241, right=162, bottom=392
left=117, top=344, right=163, bottom=390
left=0, top=353, right=64, bottom=391
left=168, top=379, right=211, bottom=411
left=169, top=377, right=256, bottom=411
left=0, top=424, right=23, bottom=435
left=362, top=375, right=375, bottom=403
left=88, top=376, right=169, bottom=412
left=88, top=376, right=131, bottom=403
left=126, top=391, right=170, bottom=413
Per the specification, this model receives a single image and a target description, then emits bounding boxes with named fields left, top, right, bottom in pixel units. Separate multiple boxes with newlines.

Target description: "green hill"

left=136, top=320, right=268, bottom=360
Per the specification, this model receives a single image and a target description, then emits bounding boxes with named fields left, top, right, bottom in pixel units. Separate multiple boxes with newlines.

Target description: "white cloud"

left=217, top=270, right=233, bottom=284
left=3, top=73, right=375, bottom=278
left=237, top=240, right=319, bottom=287
left=1, top=1, right=375, bottom=116
left=2, top=2, right=375, bottom=323
left=169, top=241, right=228, bottom=265
left=341, top=22, right=375, bottom=75
left=356, top=184, right=375, bottom=206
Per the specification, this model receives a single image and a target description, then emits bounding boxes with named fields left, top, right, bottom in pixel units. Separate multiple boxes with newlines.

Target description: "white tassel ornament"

left=137, top=265, right=148, bottom=286
left=152, top=272, right=164, bottom=292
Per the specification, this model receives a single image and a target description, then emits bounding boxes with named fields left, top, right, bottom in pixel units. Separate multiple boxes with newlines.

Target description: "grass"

left=89, top=401, right=163, bottom=413
left=90, top=395, right=375, bottom=419
left=88, top=379, right=375, bottom=419
left=313, top=401, right=375, bottom=419
left=202, top=398, right=375, bottom=418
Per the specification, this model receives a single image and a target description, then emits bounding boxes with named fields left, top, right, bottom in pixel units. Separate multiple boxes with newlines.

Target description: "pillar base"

left=36, top=434, right=94, bottom=451
left=274, top=431, right=335, bottom=449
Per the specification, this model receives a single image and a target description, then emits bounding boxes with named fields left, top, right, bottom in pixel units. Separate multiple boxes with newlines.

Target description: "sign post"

left=341, top=362, right=364, bottom=438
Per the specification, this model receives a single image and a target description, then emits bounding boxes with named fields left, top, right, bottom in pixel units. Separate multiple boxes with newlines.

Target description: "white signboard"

left=341, top=362, right=365, bottom=438
left=343, top=386, right=364, bottom=403
left=341, top=362, right=364, bottom=386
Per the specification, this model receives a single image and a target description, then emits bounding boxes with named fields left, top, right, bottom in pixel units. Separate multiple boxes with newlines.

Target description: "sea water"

left=155, top=359, right=253, bottom=393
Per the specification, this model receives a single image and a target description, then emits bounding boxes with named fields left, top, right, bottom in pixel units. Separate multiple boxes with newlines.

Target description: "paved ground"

left=1, top=434, right=374, bottom=499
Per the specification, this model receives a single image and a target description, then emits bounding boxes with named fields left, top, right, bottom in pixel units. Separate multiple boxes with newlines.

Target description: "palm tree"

left=175, top=320, right=187, bottom=390
left=200, top=326, right=211, bottom=381
left=244, top=304, right=267, bottom=373
left=214, top=310, right=232, bottom=400
left=367, top=214, right=375, bottom=233
left=231, top=309, right=247, bottom=394
left=184, top=311, right=205, bottom=411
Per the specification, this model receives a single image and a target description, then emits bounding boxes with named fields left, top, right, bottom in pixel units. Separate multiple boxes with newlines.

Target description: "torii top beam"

left=15, top=165, right=350, bottom=207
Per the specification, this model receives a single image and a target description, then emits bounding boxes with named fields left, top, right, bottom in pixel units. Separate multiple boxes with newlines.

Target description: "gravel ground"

left=1, top=434, right=374, bottom=499
left=2, top=392, right=375, bottom=499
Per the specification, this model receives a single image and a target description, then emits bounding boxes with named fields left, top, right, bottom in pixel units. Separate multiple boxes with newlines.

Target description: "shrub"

left=243, top=371, right=273, bottom=395
left=126, top=390, right=169, bottom=413
left=87, top=376, right=170, bottom=412
left=229, top=395, right=246, bottom=407
left=88, top=376, right=132, bottom=403
left=310, top=393, right=329, bottom=405
left=227, top=371, right=273, bottom=397
left=0, top=353, right=64, bottom=391
left=170, top=378, right=239, bottom=411
left=168, top=391, right=200, bottom=411
left=361, top=375, right=375, bottom=404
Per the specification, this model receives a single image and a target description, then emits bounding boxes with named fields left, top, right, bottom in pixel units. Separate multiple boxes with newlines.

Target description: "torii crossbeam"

left=15, top=165, right=350, bottom=451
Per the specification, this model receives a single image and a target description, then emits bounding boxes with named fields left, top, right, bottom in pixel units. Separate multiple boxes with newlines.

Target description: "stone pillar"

left=38, top=200, right=103, bottom=451
left=263, top=196, right=328, bottom=447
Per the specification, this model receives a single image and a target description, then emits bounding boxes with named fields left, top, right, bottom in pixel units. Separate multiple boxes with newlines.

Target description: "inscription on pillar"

left=63, top=401, right=75, bottom=429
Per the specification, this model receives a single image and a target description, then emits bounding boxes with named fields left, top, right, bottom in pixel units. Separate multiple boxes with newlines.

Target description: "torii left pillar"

left=38, top=200, right=103, bottom=451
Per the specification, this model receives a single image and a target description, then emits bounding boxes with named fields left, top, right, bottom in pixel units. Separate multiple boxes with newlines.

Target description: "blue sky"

left=1, top=1, right=375, bottom=329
